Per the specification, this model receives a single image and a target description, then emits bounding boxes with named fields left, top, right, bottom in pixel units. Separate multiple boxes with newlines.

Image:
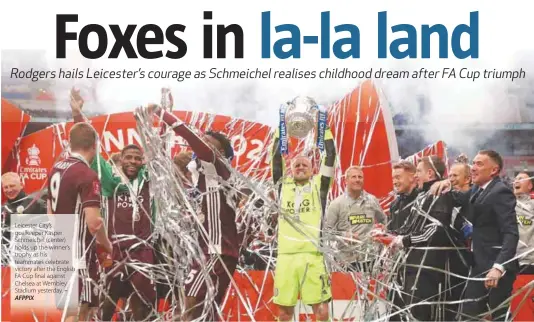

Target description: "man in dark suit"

left=432, top=150, right=519, bottom=321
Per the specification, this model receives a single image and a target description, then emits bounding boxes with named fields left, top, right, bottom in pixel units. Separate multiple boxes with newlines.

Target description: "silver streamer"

left=2, top=89, right=534, bottom=322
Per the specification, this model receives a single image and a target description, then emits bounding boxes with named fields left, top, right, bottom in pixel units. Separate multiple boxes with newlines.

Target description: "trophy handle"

left=279, top=102, right=289, bottom=117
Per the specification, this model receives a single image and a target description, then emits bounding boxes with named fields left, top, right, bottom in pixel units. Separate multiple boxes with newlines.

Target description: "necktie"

left=470, top=187, right=483, bottom=204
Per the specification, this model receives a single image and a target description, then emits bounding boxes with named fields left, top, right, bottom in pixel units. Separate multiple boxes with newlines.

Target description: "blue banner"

left=279, top=104, right=288, bottom=155
left=316, top=105, right=327, bottom=151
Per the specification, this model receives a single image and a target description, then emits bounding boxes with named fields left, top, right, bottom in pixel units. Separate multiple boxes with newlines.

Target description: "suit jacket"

left=452, top=177, right=519, bottom=274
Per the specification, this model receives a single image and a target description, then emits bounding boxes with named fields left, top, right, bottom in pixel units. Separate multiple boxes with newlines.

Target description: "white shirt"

left=480, top=178, right=493, bottom=190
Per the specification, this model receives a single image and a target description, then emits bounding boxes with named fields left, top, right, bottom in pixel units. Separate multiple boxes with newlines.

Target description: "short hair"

left=392, top=161, right=416, bottom=174
left=451, top=162, right=471, bottom=178
left=455, top=153, right=469, bottom=164
left=345, top=166, right=363, bottom=176
left=69, top=123, right=97, bottom=151
left=205, top=131, right=233, bottom=159
left=478, top=149, right=503, bottom=172
left=418, top=156, right=446, bottom=179
left=516, top=171, right=534, bottom=190
left=1, top=172, right=21, bottom=184
left=121, top=144, right=142, bottom=155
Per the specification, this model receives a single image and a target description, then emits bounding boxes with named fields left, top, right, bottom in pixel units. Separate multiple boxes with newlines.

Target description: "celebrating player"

left=69, top=90, right=157, bottom=321
left=47, top=121, right=113, bottom=322
left=270, top=114, right=337, bottom=321
left=149, top=104, right=239, bottom=321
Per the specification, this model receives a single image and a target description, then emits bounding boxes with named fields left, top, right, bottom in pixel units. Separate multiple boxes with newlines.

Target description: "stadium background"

left=3, top=49, right=534, bottom=322
left=3, top=50, right=534, bottom=178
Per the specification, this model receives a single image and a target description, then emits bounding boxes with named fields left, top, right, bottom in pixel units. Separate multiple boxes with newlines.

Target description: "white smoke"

left=84, top=56, right=534, bottom=159
left=71, top=67, right=361, bottom=128
left=4, top=46, right=533, bottom=161
left=376, top=53, right=534, bottom=158
left=4, top=4, right=534, bottom=159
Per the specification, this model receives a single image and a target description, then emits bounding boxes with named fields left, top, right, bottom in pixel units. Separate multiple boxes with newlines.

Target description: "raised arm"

left=70, top=87, right=87, bottom=124
left=319, top=127, right=336, bottom=212
left=153, top=106, right=216, bottom=163
left=69, top=88, right=121, bottom=196
left=271, top=128, right=285, bottom=188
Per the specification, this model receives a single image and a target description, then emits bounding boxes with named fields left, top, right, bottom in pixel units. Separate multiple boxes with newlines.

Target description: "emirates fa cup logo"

left=25, top=144, right=41, bottom=166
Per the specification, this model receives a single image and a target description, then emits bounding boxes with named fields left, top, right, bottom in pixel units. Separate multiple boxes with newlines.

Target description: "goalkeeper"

left=271, top=113, right=337, bottom=322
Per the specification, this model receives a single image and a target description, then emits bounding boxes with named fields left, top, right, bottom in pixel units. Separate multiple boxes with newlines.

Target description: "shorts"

left=105, top=247, right=156, bottom=303
left=273, top=253, right=331, bottom=307
left=56, top=258, right=99, bottom=310
left=184, top=255, right=237, bottom=305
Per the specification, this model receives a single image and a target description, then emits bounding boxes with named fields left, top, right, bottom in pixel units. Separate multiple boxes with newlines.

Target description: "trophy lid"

left=289, top=96, right=318, bottom=110
left=285, top=96, right=318, bottom=139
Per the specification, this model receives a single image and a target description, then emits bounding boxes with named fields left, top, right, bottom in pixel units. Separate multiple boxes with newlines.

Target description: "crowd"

left=1, top=88, right=534, bottom=322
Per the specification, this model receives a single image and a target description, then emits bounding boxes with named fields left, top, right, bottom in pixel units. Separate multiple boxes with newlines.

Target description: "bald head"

left=292, top=155, right=312, bottom=167
left=291, top=156, right=313, bottom=184
left=2, top=172, right=23, bottom=200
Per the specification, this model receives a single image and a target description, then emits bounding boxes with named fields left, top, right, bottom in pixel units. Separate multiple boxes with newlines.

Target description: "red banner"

left=5, top=80, right=400, bottom=201
left=1, top=98, right=31, bottom=171
left=0, top=81, right=459, bottom=321
left=510, top=274, right=534, bottom=322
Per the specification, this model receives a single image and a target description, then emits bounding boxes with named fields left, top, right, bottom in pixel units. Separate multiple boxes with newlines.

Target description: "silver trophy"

left=285, top=96, right=318, bottom=139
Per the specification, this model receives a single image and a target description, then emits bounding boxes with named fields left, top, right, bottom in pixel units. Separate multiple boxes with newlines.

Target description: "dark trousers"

left=402, top=271, right=445, bottom=321
left=388, top=268, right=446, bottom=321
left=444, top=251, right=470, bottom=321
left=460, top=268, right=516, bottom=321
left=387, top=273, right=407, bottom=322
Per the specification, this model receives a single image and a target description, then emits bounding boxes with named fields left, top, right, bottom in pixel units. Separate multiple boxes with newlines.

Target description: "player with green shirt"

left=271, top=115, right=337, bottom=322
left=70, top=90, right=157, bottom=320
